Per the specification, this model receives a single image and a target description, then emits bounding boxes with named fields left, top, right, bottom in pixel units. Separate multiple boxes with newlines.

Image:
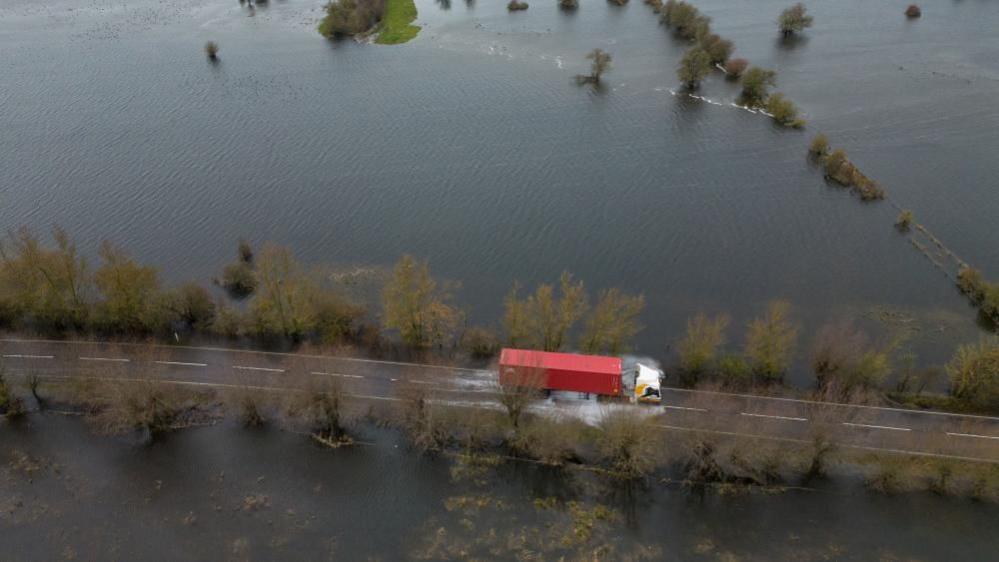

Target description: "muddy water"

left=1, top=416, right=996, bottom=560
left=1, top=0, right=998, bottom=377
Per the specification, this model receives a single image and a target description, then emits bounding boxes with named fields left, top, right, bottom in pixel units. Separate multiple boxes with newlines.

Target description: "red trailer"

left=498, top=348, right=622, bottom=397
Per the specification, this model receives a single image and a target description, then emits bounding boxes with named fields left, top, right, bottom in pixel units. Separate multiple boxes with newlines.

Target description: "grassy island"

left=374, top=0, right=420, bottom=45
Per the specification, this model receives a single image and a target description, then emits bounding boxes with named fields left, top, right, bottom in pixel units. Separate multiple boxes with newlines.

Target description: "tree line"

left=672, top=300, right=999, bottom=414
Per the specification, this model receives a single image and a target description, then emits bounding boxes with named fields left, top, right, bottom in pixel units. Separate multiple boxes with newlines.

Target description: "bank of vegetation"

left=807, top=135, right=885, bottom=201
left=318, top=0, right=419, bottom=44
left=5, top=364, right=997, bottom=505
left=0, top=227, right=996, bottom=416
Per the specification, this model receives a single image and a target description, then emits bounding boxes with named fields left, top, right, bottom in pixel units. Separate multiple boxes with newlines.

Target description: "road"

left=2, top=338, right=997, bottom=463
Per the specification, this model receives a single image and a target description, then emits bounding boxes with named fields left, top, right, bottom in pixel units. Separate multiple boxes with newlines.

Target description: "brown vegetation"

left=318, top=0, right=386, bottom=38
left=595, top=411, right=661, bottom=478
left=905, top=5, right=921, bottom=18
left=723, top=57, right=748, bottom=79
left=956, top=267, right=999, bottom=326
left=819, top=147, right=886, bottom=201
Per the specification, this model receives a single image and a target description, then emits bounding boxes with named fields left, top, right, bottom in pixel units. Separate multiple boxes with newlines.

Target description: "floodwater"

left=2, top=415, right=997, bottom=560
left=2, top=0, right=998, bottom=378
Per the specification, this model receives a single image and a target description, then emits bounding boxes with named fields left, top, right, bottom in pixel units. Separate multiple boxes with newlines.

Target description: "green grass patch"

left=375, top=0, right=420, bottom=45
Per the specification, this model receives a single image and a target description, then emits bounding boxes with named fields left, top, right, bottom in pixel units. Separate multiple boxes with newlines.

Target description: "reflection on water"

left=0, top=0, right=997, bottom=376
left=2, top=416, right=997, bottom=560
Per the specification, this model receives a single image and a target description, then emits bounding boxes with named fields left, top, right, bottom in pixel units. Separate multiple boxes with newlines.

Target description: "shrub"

left=204, top=41, right=220, bottom=60
left=582, top=48, right=612, bottom=84
left=607, top=0, right=628, bottom=5
left=682, top=439, right=727, bottom=484
left=596, top=411, right=661, bottom=478
left=318, top=0, right=386, bottom=38
left=744, top=300, right=797, bottom=383
left=507, top=0, right=529, bottom=10
left=559, top=0, right=578, bottom=8
left=810, top=322, right=891, bottom=398
left=739, top=67, right=777, bottom=107
left=0, top=370, right=26, bottom=419
left=700, top=34, right=733, bottom=65
left=677, top=313, right=729, bottom=383
left=288, top=376, right=351, bottom=444
left=778, top=3, right=813, bottom=36
left=946, top=338, right=999, bottom=413
left=905, top=5, right=921, bottom=18
left=895, top=210, right=914, bottom=231
left=513, top=416, right=582, bottom=466
left=677, top=47, right=712, bottom=89
left=644, top=0, right=663, bottom=12
left=399, top=384, right=450, bottom=452
left=87, top=378, right=190, bottom=438
left=225, top=386, right=269, bottom=427
left=163, top=283, right=216, bottom=332
left=808, top=133, right=829, bottom=158
left=462, top=326, right=500, bottom=359
left=717, top=354, right=751, bottom=387
left=723, top=57, right=748, bottom=79
left=219, top=260, right=257, bottom=300
left=580, top=288, right=645, bottom=355
left=765, top=93, right=805, bottom=128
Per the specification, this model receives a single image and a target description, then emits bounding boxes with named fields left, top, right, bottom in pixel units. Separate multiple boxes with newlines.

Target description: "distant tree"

left=723, top=57, right=748, bottom=78
left=700, top=34, right=733, bottom=65
left=503, top=272, right=588, bottom=352
left=507, top=0, right=529, bottom=10
left=744, top=300, right=798, bottom=383
left=808, top=133, right=829, bottom=158
left=318, top=0, right=387, bottom=38
left=382, top=255, right=461, bottom=350
left=740, top=67, right=777, bottom=107
left=778, top=3, right=813, bottom=36
left=580, top=288, right=645, bottom=355
left=677, top=47, right=712, bottom=89
left=905, top=5, right=921, bottom=18
left=947, top=338, right=999, bottom=412
left=895, top=210, right=914, bottom=231
left=204, top=41, right=219, bottom=60
left=93, top=242, right=163, bottom=334
left=677, top=313, right=729, bottom=382
left=765, top=93, right=805, bottom=128
left=577, top=49, right=612, bottom=85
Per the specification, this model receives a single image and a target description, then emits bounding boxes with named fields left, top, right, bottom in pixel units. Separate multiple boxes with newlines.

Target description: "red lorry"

left=498, top=348, right=662, bottom=403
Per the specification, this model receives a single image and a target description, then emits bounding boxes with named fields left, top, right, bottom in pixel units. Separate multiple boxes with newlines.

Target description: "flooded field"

left=2, top=415, right=997, bottom=560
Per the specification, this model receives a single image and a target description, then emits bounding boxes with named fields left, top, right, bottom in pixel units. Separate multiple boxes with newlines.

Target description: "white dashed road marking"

left=2, top=354, right=54, bottom=359
left=311, top=371, right=363, bottom=379
left=946, top=432, right=999, bottom=441
left=79, top=356, right=130, bottom=363
left=740, top=412, right=807, bottom=422
left=843, top=422, right=911, bottom=432
left=664, top=405, right=708, bottom=412
left=233, top=365, right=285, bottom=373
left=155, top=361, right=207, bottom=367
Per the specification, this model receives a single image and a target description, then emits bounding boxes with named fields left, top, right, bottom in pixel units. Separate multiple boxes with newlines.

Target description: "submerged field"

left=2, top=414, right=997, bottom=560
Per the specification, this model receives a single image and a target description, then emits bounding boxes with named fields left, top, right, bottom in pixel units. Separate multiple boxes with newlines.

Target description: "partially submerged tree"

left=677, top=313, right=729, bottom=384
left=744, top=300, right=798, bottom=384
left=777, top=3, right=813, bottom=36
left=765, top=93, right=805, bottom=128
left=503, top=273, right=588, bottom=352
left=596, top=410, right=660, bottom=478
left=163, top=283, right=216, bottom=332
left=723, top=57, right=748, bottom=79
left=217, top=240, right=257, bottom=300
left=699, top=34, right=733, bottom=65
left=204, top=41, right=219, bottom=60
left=576, top=49, right=612, bottom=85
left=739, top=67, right=777, bottom=107
left=677, top=47, right=712, bottom=90
left=93, top=242, right=164, bottom=334
left=289, top=376, right=351, bottom=445
left=808, top=133, right=829, bottom=158
left=559, top=0, right=578, bottom=8
left=579, top=288, right=644, bottom=355
left=810, top=322, right=891, bottom=399
left=507, top=0, right=529, bottom=10
left=905, top=5, right=921, bottom=18
left=895, top=210, right=914, bottom=232
left=947, top=338, right=999, bottom=412
left=382, top=255, right=461, bottom=350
